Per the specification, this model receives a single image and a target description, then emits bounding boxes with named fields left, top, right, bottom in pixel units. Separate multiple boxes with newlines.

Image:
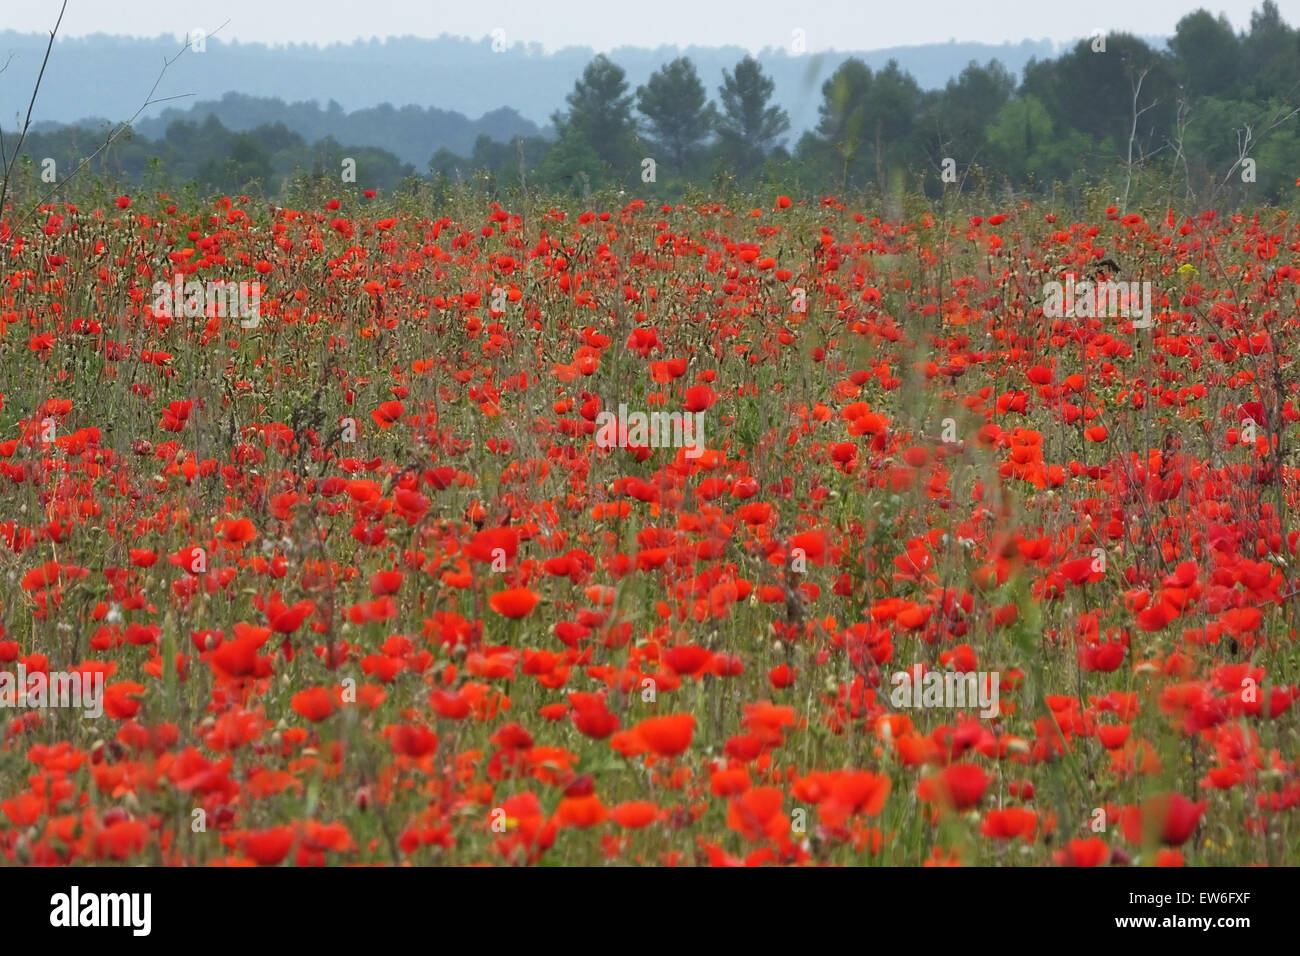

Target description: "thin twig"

left=2, top=20, right=230, bottom=246
left=0, top=0, right=67, bottom=218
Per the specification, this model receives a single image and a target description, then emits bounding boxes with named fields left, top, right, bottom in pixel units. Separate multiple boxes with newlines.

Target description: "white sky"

left=6, top=0, right=1298, bottom=51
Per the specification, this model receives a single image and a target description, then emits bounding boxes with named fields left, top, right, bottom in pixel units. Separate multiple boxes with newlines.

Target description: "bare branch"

left=1207, top=102, right=1300, bottom=202
left=0, top=0, right=68, bottom=218
left=1121, top=67, right=1152, bottom=215
left=2, top=21, right=229, bottom=247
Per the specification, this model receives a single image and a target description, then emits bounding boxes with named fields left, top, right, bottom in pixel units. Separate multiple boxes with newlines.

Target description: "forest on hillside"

left=8, top=4, right=1300, bottom=208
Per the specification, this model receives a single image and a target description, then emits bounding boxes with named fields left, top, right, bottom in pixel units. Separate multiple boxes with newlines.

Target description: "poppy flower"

left=631, top=714, right=695, bottom=758
left=917, top=763, right=990, bottom=811
left=103, top=682, right=146, bottom=720
left=467, top=527, right=519, bottom=564
left=555, top=794, right=607, bottom=828
left=726, top=786, right=787, bottom=842
left=818, top=771, right=891, bottom=825
left=788, top=529, right=828, bottom=567
left=387, top=724, right=438, bottom=758
left=568, top=692, right=619, bottom=739
left=1120, top=793, right=1206, bottom=846
left=210, top=625, right=271, bottom=679
left=980, top=807, right=1037, bottom=842
left=684, top=385, right=717, bottom=412
left=160, top=399, right=192, bottom=432
left=768, top=663, right=797, bottom=689
left=267, top=598, right=314, bottom=634
left=1078, top=642, right=1126, bottom=672
left=1096, top=724, right=1131, bottom=749
left=1055, top=837, right=1110, bottom=867
left=664, top=644, right=713, bottom=677
left=291, top=687, right=336, bottom=722
left=489, top=587, right=540, bottom=619
left=94, top=819, right=149, bottom=860
left=371, top=401, right=405, bottom=429
left=216, top=518, right=257, bottom=545
left=610, top=801, right=659, bottom=829
left=241, top=827, right=295, bottom=866
left=369, top=569, right=404, bottom=595
left=429, top=689, right=472, bottom=720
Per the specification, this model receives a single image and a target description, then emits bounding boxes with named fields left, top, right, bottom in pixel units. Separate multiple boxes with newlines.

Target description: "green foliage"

left=922, top=60, right=1015, bottom=170
left=1170, top=10, right=1241, bottom=98
left=11, top=27, right=1300, bottom=209
left=554, top=55, right=639, bottom=183
left=535, top=126, right=605, bottom=197
left=985, top=95, right=1093, bottom=186
left=715, top=56, right=790, bottom=179
left=636, top=57, right=717, bottom=172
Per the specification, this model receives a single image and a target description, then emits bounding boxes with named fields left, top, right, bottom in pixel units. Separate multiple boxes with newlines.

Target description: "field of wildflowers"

left=0, top=188, right=1297, bottom=868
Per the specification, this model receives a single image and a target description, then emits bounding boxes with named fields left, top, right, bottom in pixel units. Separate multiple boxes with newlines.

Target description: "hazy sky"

left=6, top=0, right=1299, bottom=51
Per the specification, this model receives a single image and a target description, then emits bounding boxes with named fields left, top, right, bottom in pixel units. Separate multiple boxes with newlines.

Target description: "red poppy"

left=726, top=786, right=787, bottom=842
left=1055, top=837, right=1110, bottom=867
left=241, top=827, right=295, bottom=866
left=1120, top=793, right=1206, bottom=846
left=291, top=687, right=335, bottom=722
left=610, top=801, right=659, bottom=829
left=818, top=771, right=891, bottom=824
left=267, top=598, right=314, bottom=634
left=683, top=385, right=717, bottom=412
left=371, top=400, right=405, bottom=429
left=631, top=714, right=695, bottom=758
left=387, top=723, right=438, bottom=758
left=489, top=587, right=540, bottom=619
left=980, top=807, right=1037, bottom=842
left=917, top=763, right=991, bottom=810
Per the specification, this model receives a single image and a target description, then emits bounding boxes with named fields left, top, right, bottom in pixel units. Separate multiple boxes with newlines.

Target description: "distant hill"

left=128, top=94, right=544, bottom=167
left=6, top=21, right=1291, bottom=206
left=0, top=30, right=1173, bottom=167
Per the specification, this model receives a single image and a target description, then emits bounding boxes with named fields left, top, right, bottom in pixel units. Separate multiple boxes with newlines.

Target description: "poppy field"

left=1, top=190, right=1299, bottom=867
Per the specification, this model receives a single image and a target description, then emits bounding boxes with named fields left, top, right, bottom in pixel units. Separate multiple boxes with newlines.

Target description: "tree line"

left=440, top=2, right=1300, bottom=207
left=10, top=3, right=1300, bottom=207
